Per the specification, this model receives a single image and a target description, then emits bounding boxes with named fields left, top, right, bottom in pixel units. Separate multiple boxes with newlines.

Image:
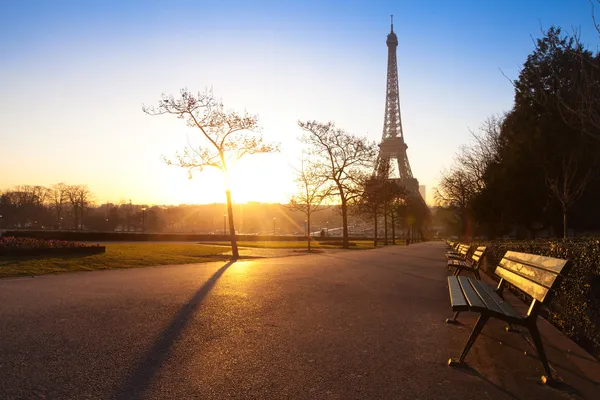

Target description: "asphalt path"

left=0, top=242, right=579, bottom=399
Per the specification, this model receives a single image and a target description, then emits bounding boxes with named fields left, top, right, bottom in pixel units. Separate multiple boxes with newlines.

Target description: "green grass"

left=203, top=240, right=385, bottom=250
left=0, top=243, right=229, bottom=278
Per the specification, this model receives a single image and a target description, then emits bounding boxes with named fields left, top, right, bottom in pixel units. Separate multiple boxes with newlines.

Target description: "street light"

left=326, top=221, right=329, bottom=236
left=0, top=214, right=2, bottom=230
left=273, top=217, right=276, bottom=236
left=223, top=213, right=227, bottom=235
left=304, top=219, right=308, bottom=237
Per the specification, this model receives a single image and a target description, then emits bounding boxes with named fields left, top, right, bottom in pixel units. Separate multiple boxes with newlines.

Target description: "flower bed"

left=0, top=236, right=105, bottom=256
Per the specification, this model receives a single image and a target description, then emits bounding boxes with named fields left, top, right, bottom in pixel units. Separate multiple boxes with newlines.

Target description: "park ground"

left=0, top=240, right=379, bottom=278
left=0, top=242, right=598, bottom=399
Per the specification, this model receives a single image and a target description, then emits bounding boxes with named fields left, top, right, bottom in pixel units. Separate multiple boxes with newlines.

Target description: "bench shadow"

left=454, top=364, right=525, bottom=400
left=113, top=259, right=236, bottom=400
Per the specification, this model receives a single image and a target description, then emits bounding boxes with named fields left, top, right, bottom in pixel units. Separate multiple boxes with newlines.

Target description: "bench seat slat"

left=448, top=276, right=469, bottom=312
left=457, top=276, right=486, bottom=310
left=469, top=278, right=521, bottom=319
left=460, top=276, right=502, bottom=313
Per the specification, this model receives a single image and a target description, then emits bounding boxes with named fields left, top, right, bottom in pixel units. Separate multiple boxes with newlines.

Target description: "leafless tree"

left=434, top=168, right=474, bottom=240
left=143, top=89, right=279, bottom=259
left=67, top=185, right=93, bottom=229
left=434, top=116, right=503, bottom=236
left=456, top=115, right=504, bottom=192
left=546, top=150, right=594, bottom=238
left=49, top=183, right=69, bottom=228
left=298, top=121, right=377, bottom=248
left=287, top=156, right=331, bottom=251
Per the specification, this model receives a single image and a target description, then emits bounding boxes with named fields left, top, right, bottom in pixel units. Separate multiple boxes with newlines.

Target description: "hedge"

left=478, top=238, right=600, bottom=360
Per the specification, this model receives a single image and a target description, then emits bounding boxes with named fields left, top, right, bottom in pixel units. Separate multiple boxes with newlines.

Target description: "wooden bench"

left=447, top=246, right=486, bottom=279
left=446, top=243, right=470, bottom=261
left=446, top=251, right=571, bottom=384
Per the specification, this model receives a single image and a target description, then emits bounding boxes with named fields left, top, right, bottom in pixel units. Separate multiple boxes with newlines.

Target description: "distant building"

left=419, top=185, right=426, bottom=203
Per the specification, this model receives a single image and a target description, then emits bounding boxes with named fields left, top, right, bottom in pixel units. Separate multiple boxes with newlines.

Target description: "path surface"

left=0, top=242, right=597, bottom=399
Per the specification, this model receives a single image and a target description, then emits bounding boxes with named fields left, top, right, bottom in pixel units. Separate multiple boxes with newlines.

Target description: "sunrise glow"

left=2, top=1, right=598, bottom=206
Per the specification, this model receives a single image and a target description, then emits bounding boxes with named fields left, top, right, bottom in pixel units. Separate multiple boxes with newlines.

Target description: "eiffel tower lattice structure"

left=374, top=16, right=423, bottom=204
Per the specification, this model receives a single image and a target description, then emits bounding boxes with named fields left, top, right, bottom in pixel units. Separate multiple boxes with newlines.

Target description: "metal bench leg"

left=527, top=324, right=554, bottom=384
left=445, top=311, right=461, bottom=324
left=448, top=314, right=489, bottom=366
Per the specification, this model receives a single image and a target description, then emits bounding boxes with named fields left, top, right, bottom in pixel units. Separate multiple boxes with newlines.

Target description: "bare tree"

left=356, top=175, right=386, bottom=247
left=49, top=183, right=69, bottom=229
left=546, top=151, right=594, bottom=238
left=143, top=89, right=279, bottom=259
left=298, top=121, right=377, bottom=249
left=434, top=168, right=474, bottom=239
left=287, top=156, right=331, bottom=251
left=67, top=185, right=93, bottom=229
left=457, top=115, right=504, bottom=192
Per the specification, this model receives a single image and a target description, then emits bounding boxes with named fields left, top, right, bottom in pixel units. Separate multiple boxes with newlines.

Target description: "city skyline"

left=2, top=0, right=599, bottom=206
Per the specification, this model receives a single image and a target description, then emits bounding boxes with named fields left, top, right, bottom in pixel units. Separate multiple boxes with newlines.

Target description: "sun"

left=228, top=154, right=294, bottom=204
left=146, top=152, right=296, bottom=205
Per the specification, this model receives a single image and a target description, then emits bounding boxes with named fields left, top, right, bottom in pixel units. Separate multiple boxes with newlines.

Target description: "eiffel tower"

left=375, top=16, right=422, bottom=201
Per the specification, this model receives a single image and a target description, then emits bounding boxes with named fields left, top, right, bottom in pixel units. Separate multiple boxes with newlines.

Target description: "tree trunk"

left=383, top=202, right=388, bottom=245
left=341, top=200, right=349, bottom=249
left=373, top=209, right=378, bottom=248
left=391, top=210, right=396, bottom=245
left=73, top=206, right=80, bottom=230
left=563, top=208, right=567, bottom=239
left=225, top=189, right=239, bottom=259
left=307, top=214, right=311, bottom=251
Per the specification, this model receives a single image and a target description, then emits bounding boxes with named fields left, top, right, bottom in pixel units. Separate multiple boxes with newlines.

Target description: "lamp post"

left=223, top=213, right=227, bottom=235
left=304, top=220, right=307, bottom=237
left=0, top=214, right=2, bottom=230
left=326, top=221, right=329, bottom=236
left=273, top=217, right=276, bottom=236
left=141, top=207, right=147, bottom=232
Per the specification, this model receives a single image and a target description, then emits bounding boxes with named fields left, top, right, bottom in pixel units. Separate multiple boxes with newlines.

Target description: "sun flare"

left=154, top=153, right=295, bottom=205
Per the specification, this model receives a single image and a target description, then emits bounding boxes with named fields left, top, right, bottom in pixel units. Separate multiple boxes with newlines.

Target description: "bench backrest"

left=458, top=244, right=470, bottom=255
left=470, top=246, right=486, bottom=267
left=496, top=251, right=571, bottom=304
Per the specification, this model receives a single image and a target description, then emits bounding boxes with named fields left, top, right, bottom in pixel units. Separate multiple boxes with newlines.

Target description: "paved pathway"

left=0, top=242, right=597, bottom=399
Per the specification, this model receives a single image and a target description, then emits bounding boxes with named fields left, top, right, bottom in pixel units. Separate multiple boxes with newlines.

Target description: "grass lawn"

left=202, top=240, right=393, bottom=250
left=0, top=243, right=229, bottom=278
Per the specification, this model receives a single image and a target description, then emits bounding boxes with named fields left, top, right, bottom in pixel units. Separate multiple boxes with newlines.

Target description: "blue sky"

left=1, top=0, right=599, bottom=205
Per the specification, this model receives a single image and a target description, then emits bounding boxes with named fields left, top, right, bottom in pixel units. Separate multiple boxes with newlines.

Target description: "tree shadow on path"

left=113, top=260, right=236, bottom=400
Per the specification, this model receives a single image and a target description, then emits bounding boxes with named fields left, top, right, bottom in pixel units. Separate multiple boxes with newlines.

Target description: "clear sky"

left=1, top=0, right=599, bottom=205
